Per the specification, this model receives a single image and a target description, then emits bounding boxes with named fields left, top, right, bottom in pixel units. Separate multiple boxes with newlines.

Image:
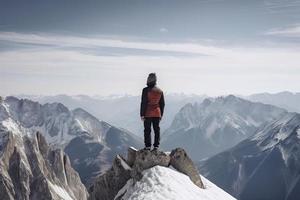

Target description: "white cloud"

left=0, top=32, right=223, bottom=56
left=0, top=32, right=300, bottom=96
left=265, top=24, right=300, bottom=37
left=159, top=27, right=168, bottom=33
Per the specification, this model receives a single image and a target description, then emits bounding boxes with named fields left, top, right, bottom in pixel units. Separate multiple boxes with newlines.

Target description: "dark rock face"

left=0, top=131, right=89, bottom=200
left=88, top=155, right=131, bottom=200
left=89, top=147, right=204, bottom=200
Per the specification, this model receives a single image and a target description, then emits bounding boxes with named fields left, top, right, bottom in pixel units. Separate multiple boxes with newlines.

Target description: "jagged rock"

left=89, top=147, right=204, bottom=200
left=126, top=147, right=137, bottom=167
left=130, top=148, right=170, bottom=181
left=89, top=155, right=131, bottom=200
left=170, top=148, right=204, bottom=189
left=1, top=96, right=143, bottom=186
left=0, top=131, right=89, bottom=200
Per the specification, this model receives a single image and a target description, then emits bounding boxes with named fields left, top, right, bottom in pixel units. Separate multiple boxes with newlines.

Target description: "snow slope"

left=115, top=166, right=236, bottom=200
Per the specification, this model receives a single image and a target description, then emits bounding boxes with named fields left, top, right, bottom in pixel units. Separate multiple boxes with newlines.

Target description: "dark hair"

left=147, top=73, right=157, bottom=87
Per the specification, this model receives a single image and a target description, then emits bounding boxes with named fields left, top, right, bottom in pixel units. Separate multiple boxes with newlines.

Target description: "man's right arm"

left=140, top=88, right=147, bottom=118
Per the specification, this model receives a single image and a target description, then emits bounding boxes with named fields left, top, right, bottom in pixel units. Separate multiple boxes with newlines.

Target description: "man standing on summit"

left=140, top=73, right=165, bottom=151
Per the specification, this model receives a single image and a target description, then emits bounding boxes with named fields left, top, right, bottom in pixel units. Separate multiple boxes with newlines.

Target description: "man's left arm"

left=159, top=92, right=165, bottom=117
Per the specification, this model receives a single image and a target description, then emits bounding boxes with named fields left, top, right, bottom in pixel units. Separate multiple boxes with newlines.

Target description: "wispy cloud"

left=0, top=32, right=222, bottom=57
left=159, top=27, right=168, bottom=33
left=264, top=0, right=300, bottom=14
left=265, top=24, right=300, bottom=37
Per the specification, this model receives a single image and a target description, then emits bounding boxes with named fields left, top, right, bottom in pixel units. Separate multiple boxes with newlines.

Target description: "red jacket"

left=140, top=86, right=165, bottom=118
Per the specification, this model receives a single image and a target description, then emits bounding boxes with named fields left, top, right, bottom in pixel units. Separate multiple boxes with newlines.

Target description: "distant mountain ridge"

left=16, top=93, right=207, bottom=135
left=162, top=95, right=287, bottom=160
left=246, top=91, right=300, bottom=113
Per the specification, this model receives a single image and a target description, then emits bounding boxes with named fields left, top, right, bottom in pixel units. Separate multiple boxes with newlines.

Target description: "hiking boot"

left=143, top=147, right=151, bottom=151
left=151, top=147, right=159, bottom=152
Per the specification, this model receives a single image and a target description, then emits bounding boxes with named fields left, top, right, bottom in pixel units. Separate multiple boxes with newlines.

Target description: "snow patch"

left=2, top=118, right=22, bottom=135
left=205, top=119, right=219, bottom=138
left=297, top=128, right=300, bottom=139
left=2, top=102, right=11, bottom=114
left=75, top=119, right=88, bottom=132
left=279, top=146, right=289, bottom=166
left=115, top=166, right=236, bottom=200
left=48, top=181, right=74, bottom=200
left=274, top=129, right=289, bottom=141
left=245, top=116, right=260, bottom=127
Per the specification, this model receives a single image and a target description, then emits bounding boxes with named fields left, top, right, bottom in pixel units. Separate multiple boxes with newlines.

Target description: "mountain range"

left=199, top=112, right=300, bottom=200
left=161, top=95, right=287, bottom=160
left=0, top=96, right=142, bottom=185
left=1, top=93, right=300, bottom=200
left=17, top=93, right=206, bottom=135
left=246, top=91, right=300, bottom=113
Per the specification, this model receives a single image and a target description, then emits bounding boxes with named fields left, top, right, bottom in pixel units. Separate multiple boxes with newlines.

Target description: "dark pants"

left=144, top=117, right=160, bottom=148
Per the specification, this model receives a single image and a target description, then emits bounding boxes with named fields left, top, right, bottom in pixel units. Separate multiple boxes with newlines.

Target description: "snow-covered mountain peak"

left=162, top=95, right=287, bottom=160
left=89, top=147, right=236, bottom=200
left=252, top=112, right=300, bottom=149
left=0, top=96, right=143, bottom=185
left=115, top=166, right=236, bottom=200
left=169, top=95, right=286, bottom=132
left=199, top=111, right=300, bottom=200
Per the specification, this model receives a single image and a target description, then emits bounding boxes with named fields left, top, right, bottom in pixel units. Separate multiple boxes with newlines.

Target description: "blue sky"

left=0, top=0, right=300, bottom=96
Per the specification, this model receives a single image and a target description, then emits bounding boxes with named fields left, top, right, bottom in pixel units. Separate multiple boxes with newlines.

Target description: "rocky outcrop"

left=88, top=155, right=131, bottom=200
left=130, top=148, right=170, bottom=181
left=170, top=148, right=204, bottom=188
left=0, top=130, right=89, bottom=200
left=89, top=147, right=204, bottom=200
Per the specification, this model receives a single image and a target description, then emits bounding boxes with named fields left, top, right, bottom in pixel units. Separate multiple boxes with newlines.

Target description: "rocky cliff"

left=89, top=147, right=204, bottom=200
left=0, top=130, right=88, bottom=200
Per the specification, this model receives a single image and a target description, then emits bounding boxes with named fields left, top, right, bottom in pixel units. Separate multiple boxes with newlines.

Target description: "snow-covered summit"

left=167, top=95, right=286, bottom=134
left=115, top=166, right=236, bottom=200
left=89, top=147, right=236, bottom=200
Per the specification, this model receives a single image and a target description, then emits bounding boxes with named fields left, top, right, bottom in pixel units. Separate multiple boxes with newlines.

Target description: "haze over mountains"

left=17, top=91, right=300, bottom=136
left=246, top=91, right=300, bottom=113
left=17, top=93, right=206, bottom=136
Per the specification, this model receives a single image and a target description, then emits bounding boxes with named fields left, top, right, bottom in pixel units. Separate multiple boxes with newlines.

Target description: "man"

left=140, top=73, right=165, bottom=151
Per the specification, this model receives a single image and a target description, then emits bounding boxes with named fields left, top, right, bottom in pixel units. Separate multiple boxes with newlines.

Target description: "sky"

left=0, top=0, right=300, bottom=96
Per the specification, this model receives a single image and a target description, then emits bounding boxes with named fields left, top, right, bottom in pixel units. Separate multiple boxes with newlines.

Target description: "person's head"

left=146, top=73, right=157, bottom=87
